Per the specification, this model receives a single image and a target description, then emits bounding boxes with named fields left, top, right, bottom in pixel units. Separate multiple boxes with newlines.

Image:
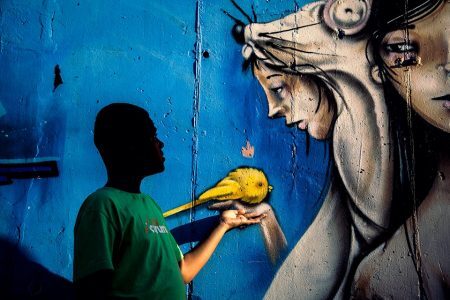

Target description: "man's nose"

left=157, top=139, right=164, bottom=149
left=445, top=46, right=450, bottom=73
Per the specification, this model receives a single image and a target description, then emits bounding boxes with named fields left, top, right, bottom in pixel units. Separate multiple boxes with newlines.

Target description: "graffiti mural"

left=4, top=1, right=326, bottom=298
left=232, top=0, right=449, bottom=298
left=1, top=0, right=447, bottom=298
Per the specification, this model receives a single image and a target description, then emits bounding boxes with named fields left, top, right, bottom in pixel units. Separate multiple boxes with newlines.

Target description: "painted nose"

left=268, top=106, right=285, bottom=119
left=232, top=21, right=246, bottom=45
left=444, top=63, right=450, bottom=73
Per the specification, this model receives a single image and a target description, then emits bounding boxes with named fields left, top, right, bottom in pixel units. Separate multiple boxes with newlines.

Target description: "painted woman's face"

left=380, top=2, right=450, bottom=132
left=254, top=62, right=335, bottom=140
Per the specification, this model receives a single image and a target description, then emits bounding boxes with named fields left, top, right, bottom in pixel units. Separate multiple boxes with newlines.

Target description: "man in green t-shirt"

left=73, top=103, right=265, bottom=299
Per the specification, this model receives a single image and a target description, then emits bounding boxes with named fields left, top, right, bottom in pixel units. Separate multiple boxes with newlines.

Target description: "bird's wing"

left=243, top=195, right=262, bottom=204
left=215, top=178, right=236, bottom=187
left=198, top=180, right=242, bottom=201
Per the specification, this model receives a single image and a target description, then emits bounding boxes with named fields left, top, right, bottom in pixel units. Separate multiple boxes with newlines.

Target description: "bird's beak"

left=268, top=185, right=273, bottom=192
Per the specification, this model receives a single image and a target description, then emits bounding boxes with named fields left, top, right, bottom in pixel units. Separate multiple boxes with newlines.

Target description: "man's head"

left=94, top=103, right=165, bottom=177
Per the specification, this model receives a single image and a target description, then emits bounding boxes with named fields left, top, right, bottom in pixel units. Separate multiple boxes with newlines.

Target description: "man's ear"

left=323, top=0, right=373, bottom=36
left=370, top=65, right=383, bottom=84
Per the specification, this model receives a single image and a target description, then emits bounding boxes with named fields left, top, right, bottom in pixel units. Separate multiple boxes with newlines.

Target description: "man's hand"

left=219, top=209, right=267, bottom=231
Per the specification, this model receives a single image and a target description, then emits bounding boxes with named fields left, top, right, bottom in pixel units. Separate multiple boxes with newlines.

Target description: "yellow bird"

left=163, top=167, right=273, bottom=217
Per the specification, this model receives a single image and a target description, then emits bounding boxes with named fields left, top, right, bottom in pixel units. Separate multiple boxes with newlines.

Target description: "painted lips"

left=432, top=94, right=450, bottom=109
left=297, top=120, right=308, bottom=130
left=432, top=94, right=450, bottom=101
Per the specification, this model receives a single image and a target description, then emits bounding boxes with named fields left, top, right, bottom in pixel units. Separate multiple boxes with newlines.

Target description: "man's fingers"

left=221, top=212, right=267, bottom=229
left=236, top=209, right=246, bottom=215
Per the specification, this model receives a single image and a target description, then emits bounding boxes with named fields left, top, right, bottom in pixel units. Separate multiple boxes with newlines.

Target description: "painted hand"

left=210, top=200, right=287, bottom=264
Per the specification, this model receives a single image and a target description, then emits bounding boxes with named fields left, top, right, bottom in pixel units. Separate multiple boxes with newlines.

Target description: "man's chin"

left=144, top=164, right=165, bottom=176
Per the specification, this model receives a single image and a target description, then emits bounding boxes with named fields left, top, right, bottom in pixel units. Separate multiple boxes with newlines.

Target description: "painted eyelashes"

left=384, top=41, right=420, bottom=68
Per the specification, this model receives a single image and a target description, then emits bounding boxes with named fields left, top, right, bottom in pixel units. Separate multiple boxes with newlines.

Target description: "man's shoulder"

left=79, top=187, right=123, bottom=213
left=142, top=194, right=162, bottom=211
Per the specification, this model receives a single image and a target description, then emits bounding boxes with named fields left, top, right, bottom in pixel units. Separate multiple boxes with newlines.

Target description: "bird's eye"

left=258, top=182, right=263, bottom=187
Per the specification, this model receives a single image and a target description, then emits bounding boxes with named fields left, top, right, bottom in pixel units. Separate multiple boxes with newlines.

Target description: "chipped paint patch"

left=241, top=140, right=255, bottom=158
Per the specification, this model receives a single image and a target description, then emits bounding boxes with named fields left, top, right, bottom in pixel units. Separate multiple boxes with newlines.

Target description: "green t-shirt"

left=73, top=187, right=186, bottom=300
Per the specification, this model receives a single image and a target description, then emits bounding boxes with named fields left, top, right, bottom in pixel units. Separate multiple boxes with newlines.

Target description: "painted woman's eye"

left=270, top=86, right=284, bottom=95
left=384, top=42, right=418, bottom=53
left=383, top=41, right=419, bottom=68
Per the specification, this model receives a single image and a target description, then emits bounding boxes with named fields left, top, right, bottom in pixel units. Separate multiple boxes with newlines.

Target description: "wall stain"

left=241, top=140, right=254, bottom=158
left=53, top=65, right=63, bottom=92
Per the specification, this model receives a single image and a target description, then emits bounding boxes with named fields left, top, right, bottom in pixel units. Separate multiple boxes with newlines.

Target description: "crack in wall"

left=404, top=62, right=425, bottom=299
left=188, top=1, right=203, bottom=297
left=190, top=0, right=203, bottom=230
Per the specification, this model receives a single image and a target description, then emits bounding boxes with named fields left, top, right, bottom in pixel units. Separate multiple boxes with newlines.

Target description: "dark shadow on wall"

left=0, top=237, right=74, bottom=300
left=0, top=161, right=59, bottom=185
left=171, top=216, right=220, bottom=245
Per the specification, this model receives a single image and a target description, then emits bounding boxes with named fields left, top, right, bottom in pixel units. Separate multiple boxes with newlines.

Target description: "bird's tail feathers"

left=163, top=179, right=241, bottom=218
left=163, top=198, right=209, bottom=218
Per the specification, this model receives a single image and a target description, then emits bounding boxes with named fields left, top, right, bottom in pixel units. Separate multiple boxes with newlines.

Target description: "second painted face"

left=380, top=2, right=450, bottom=132
left=253, top=62, right=335, bottom=140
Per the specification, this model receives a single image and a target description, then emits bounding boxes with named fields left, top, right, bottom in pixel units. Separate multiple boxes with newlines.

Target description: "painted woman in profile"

left=229, top=0, right=449, bottom=298
left=231, top=0, right=394, bottom=297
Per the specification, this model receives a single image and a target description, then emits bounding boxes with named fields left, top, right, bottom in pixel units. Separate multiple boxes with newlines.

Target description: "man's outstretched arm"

left=179, top=209, right=266, bottom=283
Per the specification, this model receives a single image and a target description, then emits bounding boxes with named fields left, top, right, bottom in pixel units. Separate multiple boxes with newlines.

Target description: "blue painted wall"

left=0, top=1, right=329, bottom=298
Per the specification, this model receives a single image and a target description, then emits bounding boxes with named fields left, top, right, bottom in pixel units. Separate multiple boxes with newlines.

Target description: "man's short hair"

left=94, top=103, right=151, bottom=153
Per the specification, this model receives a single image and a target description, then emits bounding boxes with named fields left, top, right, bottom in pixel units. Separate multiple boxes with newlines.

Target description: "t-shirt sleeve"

left=174, top=242, right=184, bottom=262
left=166, top=222, right=183, bottom=262
left=73, top=209, right=118, bottom=281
